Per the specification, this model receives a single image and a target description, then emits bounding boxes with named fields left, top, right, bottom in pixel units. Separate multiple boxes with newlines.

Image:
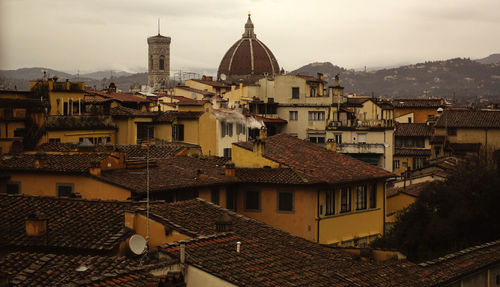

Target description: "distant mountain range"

left=291, top=55, right=500, bottom=103
left=1, top=54, right=499, bottom=103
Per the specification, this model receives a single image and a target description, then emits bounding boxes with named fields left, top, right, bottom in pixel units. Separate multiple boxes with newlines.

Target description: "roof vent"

left=25, top=213, right=48, bottom=238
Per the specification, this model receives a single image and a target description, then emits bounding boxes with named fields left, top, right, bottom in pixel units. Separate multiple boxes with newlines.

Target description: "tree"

left=372, top=158, right=500, bottom=262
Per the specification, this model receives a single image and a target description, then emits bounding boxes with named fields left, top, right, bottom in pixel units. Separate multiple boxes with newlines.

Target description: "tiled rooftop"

left=36, top=142, right=192, bottom=158
left=111, top=106, right=157, bottom=117
left=45, top=115, right=116, bottom=131
left=0, top=252, right=174, bottom=287
left=387, top=181, right=432, bottom=198
left=0, top=153, right=107, bottom=174
left=234, top=134, right=393, bottom=184
left=88, top=91, right=151, bottom=103
left=395, top=123, right=432, bottom=137
left=392, top=98, right=443, bottom=108
left=0, top=194, right=137, bottom=251
left=152, top=199, right=500, bottom=286
left=394, top=148, right=431, bottom=157
left=435, top=110, right=500, bottom=128
left=154, top=111, right=203, bottom=123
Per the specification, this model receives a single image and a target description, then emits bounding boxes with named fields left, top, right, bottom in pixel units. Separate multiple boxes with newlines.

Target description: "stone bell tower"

left=147, top=22, right=171, bottom=91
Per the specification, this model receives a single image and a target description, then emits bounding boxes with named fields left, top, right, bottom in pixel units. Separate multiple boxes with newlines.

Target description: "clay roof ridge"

left=418, top=239, right=500, bottom=267
left=143, top=210, right=200, bottom=237
left=0, top=193, right=138, bottom=205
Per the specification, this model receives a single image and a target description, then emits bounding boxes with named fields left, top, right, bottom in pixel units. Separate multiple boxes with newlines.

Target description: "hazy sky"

left=1, top=0, right=499, bottom=74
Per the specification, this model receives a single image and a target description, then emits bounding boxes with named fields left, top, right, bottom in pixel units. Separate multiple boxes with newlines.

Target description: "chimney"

left=326, top=139, right=337, bottom=152
left=25, top=213, right=47, bottom=237
left=236, top=241, right=241, bottom=253
left=317, top=72, right=324, bottom=81
left=224, top=161, right=236, bottom=177
left=89, top=160, right=101, bottom=176
left=34, top=151, right=48, bottom=169
left=196, top=169, right=206, bottom=180
left=215, top=213, right=233, bottom=232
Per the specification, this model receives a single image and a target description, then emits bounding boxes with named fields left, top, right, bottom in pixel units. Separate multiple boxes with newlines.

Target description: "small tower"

left=147, top=21, right=171, bottom=91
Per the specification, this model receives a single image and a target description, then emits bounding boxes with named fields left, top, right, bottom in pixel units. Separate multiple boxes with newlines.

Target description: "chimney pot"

left=26, top=213, right=47, bottom=237
left=236, top=241, right=241, bottom=253
left=196, top=169, right=206, bottom=180
left=224, top=161, right=236, bottom=177
left=180, top=243, right=186, bottom=263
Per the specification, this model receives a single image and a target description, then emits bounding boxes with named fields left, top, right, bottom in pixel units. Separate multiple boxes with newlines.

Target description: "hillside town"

left=1, top=14, right=500, bottom=287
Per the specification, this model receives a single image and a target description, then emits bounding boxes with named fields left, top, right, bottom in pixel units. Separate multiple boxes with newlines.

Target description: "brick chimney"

left=215, top=213, right=232, bottom=232
left=25, top=213, right=47, bottom=237
left=224, top=161, right=236, bottom=177
left=325, top=139, right=337, bottom=152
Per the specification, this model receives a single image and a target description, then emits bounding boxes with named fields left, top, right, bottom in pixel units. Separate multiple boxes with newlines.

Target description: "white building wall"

left=185, top=265, right=237, bottom=287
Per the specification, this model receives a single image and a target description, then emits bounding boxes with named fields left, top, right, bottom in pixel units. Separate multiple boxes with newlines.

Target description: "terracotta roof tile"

left=387, top=181, right=432, bottom=198
left=395, top=123, right=432, bottom=137
left=394, top=148, right=431, bottom=157
left=435, top=110, right=500, bottom=128
left=0, top=194, right=137, bottom=251
left=88, top=91, right=151, bottom=103
left=46, top=116, right=116, bottom=131
left=392, top=98, right=443, bottom=108
left=0, top=153, right=106, bottom=174
left=0, top=252, right=172, bottom=286
left=234, top=134, right=393, bottom=184
left=154, top=111, right=203, bottom=123
left=111, top=106, right=156, bottom=117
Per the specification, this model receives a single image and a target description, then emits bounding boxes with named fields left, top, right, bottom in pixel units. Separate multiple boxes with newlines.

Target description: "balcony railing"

left=336, top=143, right=386, bottom=154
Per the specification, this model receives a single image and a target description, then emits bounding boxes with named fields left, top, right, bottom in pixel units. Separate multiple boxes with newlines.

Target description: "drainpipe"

left=316, top=189, right=321, bottom=243
left=383, top=182, right=386, bottom=236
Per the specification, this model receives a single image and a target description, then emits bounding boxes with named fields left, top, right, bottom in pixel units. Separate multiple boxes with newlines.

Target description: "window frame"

left=56, top=183, right=74, bottom=197
left=226, top=188, right=237, bottom=211
left=340, top=187, right=351, bottom=213
left=6, top=181, right=21, bottom=194
left=223, top=148, right=232, bottom=158
left=369, top=184, right=377, bottom=209
left=211, top=188, right=220, bottom=205
left=277, top=190, right=294, bottom=213
left=244, top=190, right=261, bottom=211
left=356, top=185, right=367, bottom=210
left=325, top=190, right=335, bottom=216
left=308, top=111, right=325, bottom=121
left=292, top=87, right=300, bottom=99
left=393, top=160, right=400, bottom=169
left=289, top=111, right=298, bottom=121
left=335, top=134, right=342, bottom=144
left=172, top=124, right=184, bottom=141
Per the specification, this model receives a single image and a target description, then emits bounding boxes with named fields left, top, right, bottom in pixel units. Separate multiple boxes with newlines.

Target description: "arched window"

left=159, top=55, right=165, bottom=70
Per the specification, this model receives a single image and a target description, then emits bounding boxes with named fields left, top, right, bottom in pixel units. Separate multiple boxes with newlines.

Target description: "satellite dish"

left=128, top=234, right=147, bottom=255
left=220, top=74, right=227, bottom=81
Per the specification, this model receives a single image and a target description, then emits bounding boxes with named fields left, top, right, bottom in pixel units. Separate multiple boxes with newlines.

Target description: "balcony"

left=336, top=143, right=386, bottom=154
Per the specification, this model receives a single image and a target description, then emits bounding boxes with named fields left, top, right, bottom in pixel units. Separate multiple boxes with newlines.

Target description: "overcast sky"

left=1, top=0, right=499, bottom=74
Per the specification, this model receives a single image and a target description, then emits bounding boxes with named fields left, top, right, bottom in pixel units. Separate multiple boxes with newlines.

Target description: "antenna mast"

left=158, top=18, right=160, bottom=35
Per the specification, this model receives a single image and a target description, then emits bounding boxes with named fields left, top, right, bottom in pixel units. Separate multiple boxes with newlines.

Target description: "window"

left=292, top=87, right=299, bottom=99
left=414, top=157, right=425, bottom=169
left=358, top=133, right=367, bottom=144
left=6, top=182, right=20, bottom=194
left=340, top=187, right=351, bottom=213
left=245, top=190, right=260, bottom=211
left=159, top=56, right=165, bottom=70
left=369, top=184, right=377, bottom=208
left=236, top=123, right=246, bottom=135
left=309, top=136, right=325, bottom=144
left=49, top=138, right=61, bottom=143
left=308, top=111, right=325, bottom=121
left=172, top=124, right=184, bottom=141
left=408, top=118, right=412, bottom=123
left=393, top=160, right=400, bottom=169
left=277, top=191, right=294, bottom=212
left=63, top=101, right=69, bottom=115
left=289, top=111, right=298, bottom=121
left=325, top=190, right=335, bottom=215
left=57, top=183, right=74, bottom=197
left=356, top=185, right=367, bottom=210
left=226, top=188, right=236, bottom=211
left=13, top=128, right=25, bottom=138
left=221, top=121, right=233, bottom=137
left=223, top=148, right=232, bottom=158
left=447, top=128, right=457, bottom=136
left=211, top=188, right=220, bottom=205
left=335, top=134, right=342, bottom=144
left=310, top=87, right=316, bottom=97
left=137, top=123, right=154, bottom=142
left=416, top=138, right=425, bottom=148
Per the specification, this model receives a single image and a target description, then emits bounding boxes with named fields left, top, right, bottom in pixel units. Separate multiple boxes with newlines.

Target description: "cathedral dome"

left=217, top=14, right=280, bottom=83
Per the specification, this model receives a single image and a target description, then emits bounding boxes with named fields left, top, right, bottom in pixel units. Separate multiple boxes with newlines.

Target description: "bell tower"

left=147, top=20, right=171, bottom=91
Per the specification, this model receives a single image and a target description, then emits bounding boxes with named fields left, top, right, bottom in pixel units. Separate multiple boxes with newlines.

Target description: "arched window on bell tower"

left=159, top=55, right=165, bottom=71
